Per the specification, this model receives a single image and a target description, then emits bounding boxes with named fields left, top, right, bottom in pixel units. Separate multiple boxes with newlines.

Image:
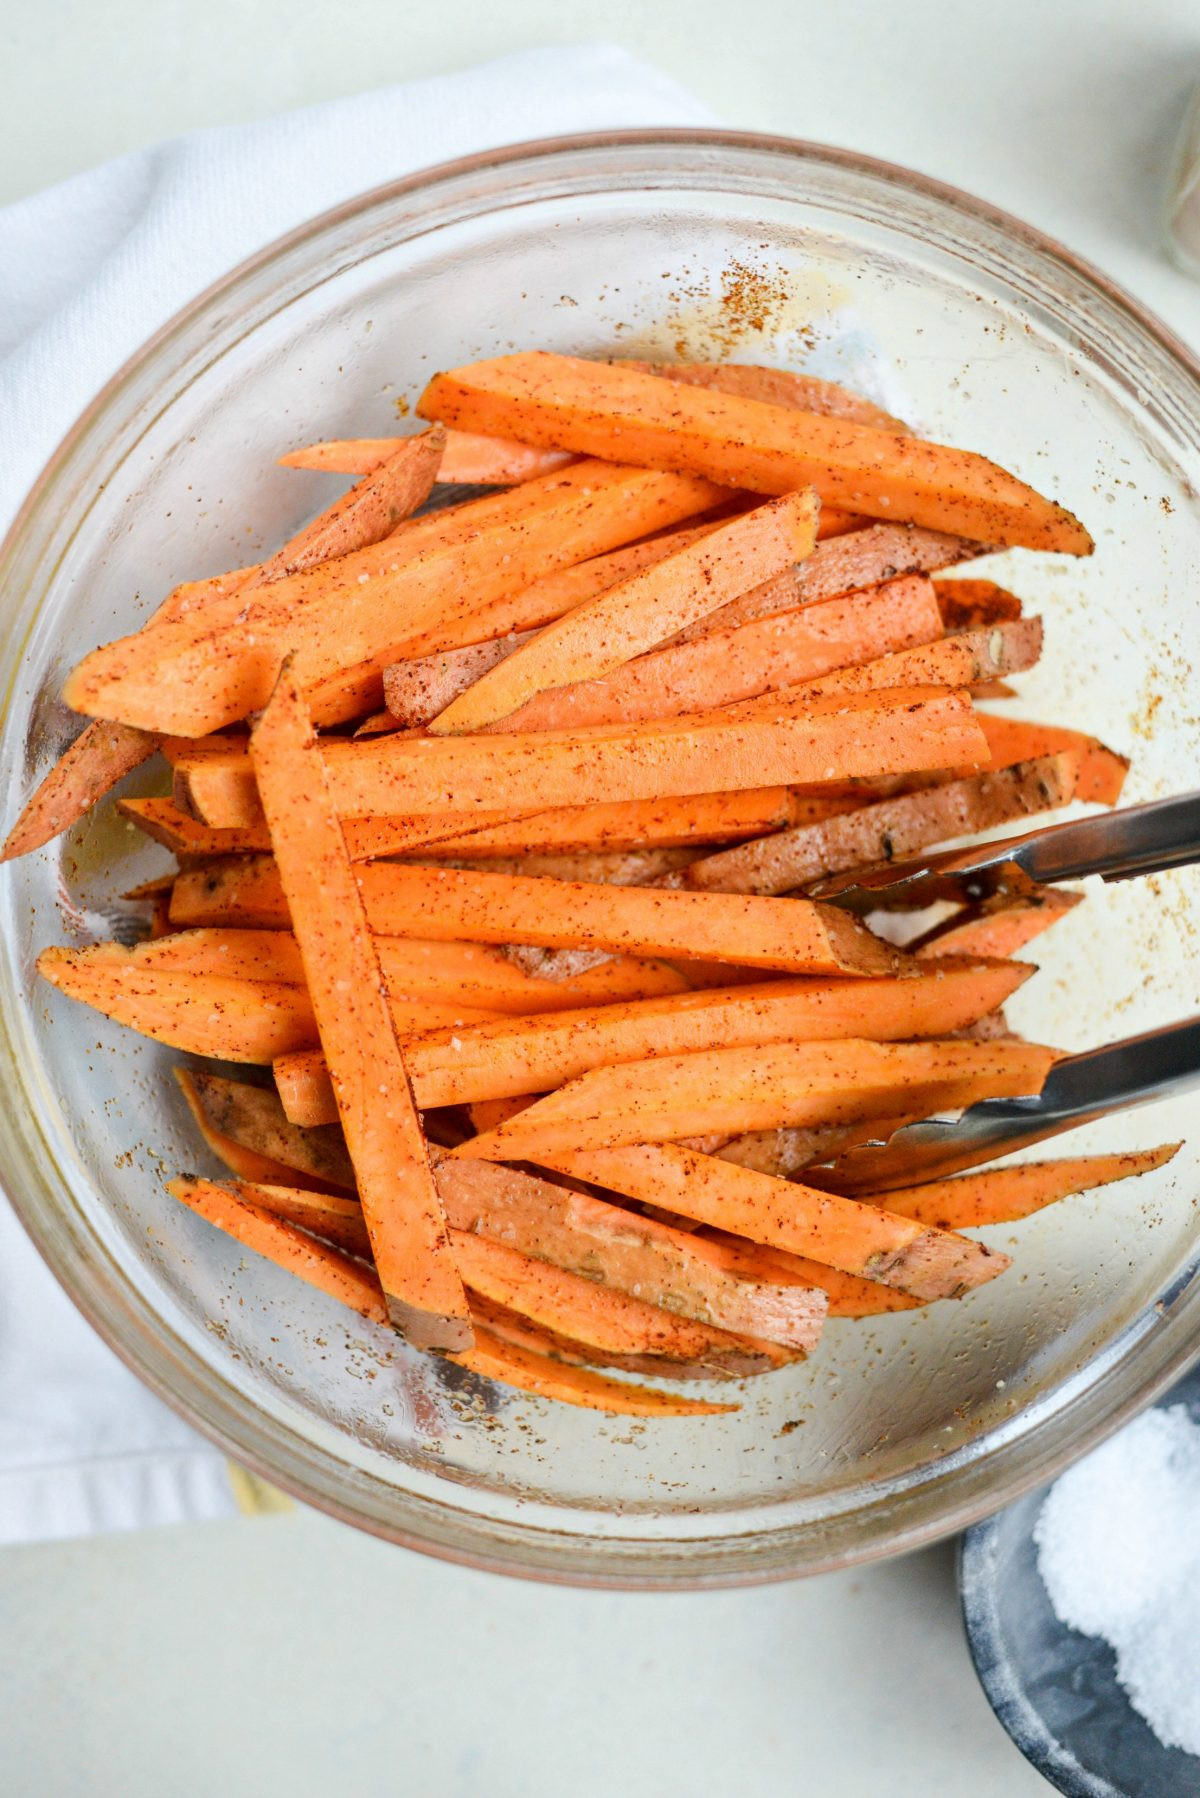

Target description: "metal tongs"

left=801, top=791, right=1200, bottom=1193
left=807, top=789, right=1200, bottom=911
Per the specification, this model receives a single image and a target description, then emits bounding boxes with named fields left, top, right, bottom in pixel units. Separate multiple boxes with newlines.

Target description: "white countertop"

left=3, top=4, right=1200, bottom=1794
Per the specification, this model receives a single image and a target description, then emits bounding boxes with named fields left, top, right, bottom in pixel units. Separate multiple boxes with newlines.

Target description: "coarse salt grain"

left=1034, top=1403, right=1200, bottom=1756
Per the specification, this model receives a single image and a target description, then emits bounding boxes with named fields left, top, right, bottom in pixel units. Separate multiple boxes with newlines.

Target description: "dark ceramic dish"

left=961, top=1364, right=1200, bottom=1797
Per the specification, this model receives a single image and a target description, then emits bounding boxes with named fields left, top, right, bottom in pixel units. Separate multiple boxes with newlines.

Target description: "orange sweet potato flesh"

left=450, top=1326, right=737, bottom=1415
left=448, top=1228, right=787, bottom=1374
left=150, top=432, right=444, bottom=628
left=179, top=687, right=987, bottom=828
left=704, top=1232, right=924, bottom=1317
left=788, top=616, right=1044, bottom=702
left=3, top=440, right=448, bottom=860
left=38, top=946, right=321, bottom=1061
left=280, top=430, right=573, bottom=484
left=174, top=1069, right=356, bottom=1191
left=620, top=359, right=910, bottom=432
left=120, top=797, right=272, bottom=859
left=864, top=1144, right=1181, bottom=1229
left=255, top=428, right=447, bottom=583
left=168, top=1176, right=391, bottom=1323
left=533, top=1142, right=1010, bottom=1301
left=675, top=753, right=1076, bottom=897
left=430, top=490, right=820, bottom=733
left=37, top=940, right=500, bottom=1060
left=435, top=1157, right=827, bottom=1350
left=386, top=520, right=726, bottom=674
left=466, top=1294, right=783, bottom=1382
left=141, top=919, right=689, bottom=1012
left=1, top=721, right=161, bottom=862
left=454, top=1037, right=1056, bottom=1159
left=667, top=524, right=979, bottom=650
left=914, top=888, right=1084, bottom=960
left=65, top=464, right=723, bottom=736
left=476, top=573, right=947, bottom=735
left=278, top=858, right=905, bottom=976
left=226, top=1179, right=374, bottom=1258
left=165, top=852, right=908, bottom=976
left=274, top=1051, right=351, bottom=1127
left=250, top=668, right=470, bottom=1350
left=975, top=713, right=1128, bottom=805
left=401, top=961, right=1031, bottom=1108
left=399, top=789, right=802, bottom=858
left=417, top=353, right=1093, bottom=553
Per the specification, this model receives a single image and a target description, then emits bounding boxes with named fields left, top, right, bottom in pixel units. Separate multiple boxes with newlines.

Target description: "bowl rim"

left=4, top=125, right=1200, bottom=1587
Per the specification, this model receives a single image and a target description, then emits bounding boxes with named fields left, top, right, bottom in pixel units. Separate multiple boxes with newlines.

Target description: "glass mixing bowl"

left=2, top=132, right=1199, bottom=1587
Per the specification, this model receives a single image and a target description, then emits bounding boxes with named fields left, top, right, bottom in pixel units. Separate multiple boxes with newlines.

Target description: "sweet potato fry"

left=2, top=722, right=161, bottom=862
left=179, top=1169, right=737, bottom=1410
left=674, top=753, right=1077, bottom=897
left=255, top=428, right=447, bottom=582
left=913, top=888, right=1084, bottom=960
left=789, top=616, right=1044, bottom=702
left=975, top=713, right=1129, bottom=804
left=704, top=1233, right=925, bottom=1316
left=65, top=464, right=725, bottom=735
left=471, top=573, right=946, bottom=735
left=435, top=1158, right=827, bottom=1349
left=404, top=788, right=802, bottom=858
left=618, top=359, right=910, bottom=432
left=174, top=1069, right=356, bottom=1191
left=119, top=796, right=272, bottom=859
left=168, top=1175, right=390, bottom=1322
left=400, top=961, right=1030, bottom=1107
left=934, top=578, right=1023, bottom=629
left=38, top=947, right=322, bottom=1060
left=178, top=687, right=987, bottom=829
left=166, top=852, right=910, bottom=976
left=667, top=523, right=979, bottom=649
left=280, top=430, right=573, bottom=484
left=465, top=1294, right=779, bottom=1381
left=863, top=1144, right=1181, bottom=1229
left=146, top=918, right=689, bottom=1013
left=3, top=439, right=451, bottom=860
left=448, top=1229, right=789, bottom=1375
left=429, top=490, right=820, bottom=733
left=712, top=1119, right=917, bottom=1178
left=222, top=1179, right=374, bottom=1257
left=173, top=1067, right=351, bottom=1197
left=451, top=1326, right=738, bottom=1415
left=438, top=848, right=706, bottom=886
left=453, top=1037, right=1055, bottom=1159
left=36, top=942, right=499, bottom=1061
left=168, top=856, right=291, bottom=929
left=273, top=1052, right=347, bottom=1127
left=250, top=667, right=470, bottom=1349
left=530, top=1143, right=1010, bottom=1301
left=418, top=353, right=1092, bottom=552
left=388, top=520, right=727, bottom=672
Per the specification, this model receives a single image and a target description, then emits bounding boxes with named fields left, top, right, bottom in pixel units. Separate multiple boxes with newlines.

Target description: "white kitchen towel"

left=0, top=44, right=713, bottom=1545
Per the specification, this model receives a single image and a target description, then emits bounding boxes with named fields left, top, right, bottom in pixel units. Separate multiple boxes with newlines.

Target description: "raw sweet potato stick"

left=453, top=1037, right=1056, bottom=1158
left=429, top=490, right=819, bottom=733
left=177, top=686, right=988, bottom=826
left=527, top=1142, right=1010, bottom=1301
left=417, top=352, right=1093, bottom=552
left=250, top=665, right=471, bottom=1349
